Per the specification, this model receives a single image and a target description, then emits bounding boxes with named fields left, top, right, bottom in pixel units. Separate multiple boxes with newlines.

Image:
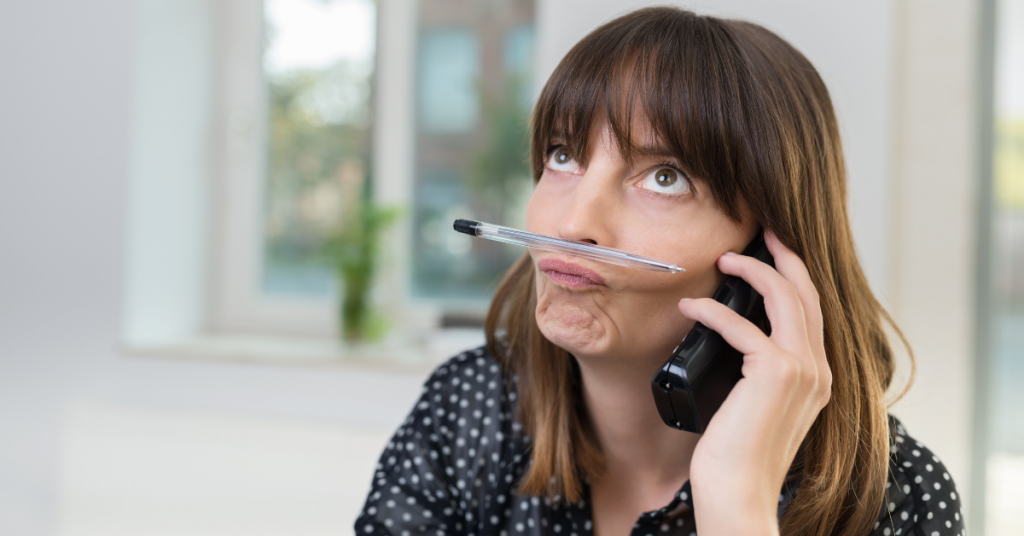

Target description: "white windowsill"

left=122, top=328, right=487, bottom=374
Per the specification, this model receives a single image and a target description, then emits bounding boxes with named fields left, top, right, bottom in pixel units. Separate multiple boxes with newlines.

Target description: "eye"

left=545, top=147, right=581, bottom=173
left=639, top=167, right=690, bottom=196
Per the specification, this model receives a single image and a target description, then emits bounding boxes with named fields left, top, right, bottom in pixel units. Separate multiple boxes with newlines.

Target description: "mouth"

left=536, top=258, right=607, bottom=288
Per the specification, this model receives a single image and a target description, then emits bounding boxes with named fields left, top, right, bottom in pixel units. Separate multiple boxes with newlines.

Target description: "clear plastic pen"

left=453, top=219, right=684, bottom=273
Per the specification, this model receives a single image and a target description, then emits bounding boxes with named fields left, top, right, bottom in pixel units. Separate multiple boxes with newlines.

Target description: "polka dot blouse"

left=356, top=347, right=965, bottom=535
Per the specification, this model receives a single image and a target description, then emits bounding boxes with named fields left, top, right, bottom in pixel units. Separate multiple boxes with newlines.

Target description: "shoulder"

left=870, top=415, right=965, bottom=536
left=355, top=346, right=527, bottom=534
left=379, top=344, right=525, bottom=479
left=418, top=346, right=518, bottom=422
left=424, top=345, right=510, bottom=394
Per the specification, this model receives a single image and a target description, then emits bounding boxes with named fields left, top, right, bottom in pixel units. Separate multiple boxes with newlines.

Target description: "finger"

left=716, top=252, right=811, bottom=357
left=763, top=231, right=827, bottom=366
left=678, top=298, right=773, bottom=356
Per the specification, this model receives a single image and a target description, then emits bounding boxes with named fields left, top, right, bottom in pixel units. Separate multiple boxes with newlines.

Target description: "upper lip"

left=536, top=258, right=607, bottom=286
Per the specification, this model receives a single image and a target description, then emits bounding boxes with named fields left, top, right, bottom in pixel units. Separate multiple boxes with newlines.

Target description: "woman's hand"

left=679, top=230, right=832, bottom=536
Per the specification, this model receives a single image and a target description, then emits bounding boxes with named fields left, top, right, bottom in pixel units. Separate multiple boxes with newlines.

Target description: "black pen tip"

left=453, top=219, right=479, bottom=236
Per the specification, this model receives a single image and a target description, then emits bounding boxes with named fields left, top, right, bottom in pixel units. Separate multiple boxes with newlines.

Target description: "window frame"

left=209, top=0, right=438, bottom=338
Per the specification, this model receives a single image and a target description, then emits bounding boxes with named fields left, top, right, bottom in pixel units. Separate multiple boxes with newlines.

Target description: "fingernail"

left=724, top=252, right=737, bottom=256
left=681, top=298, right=692, bottom=302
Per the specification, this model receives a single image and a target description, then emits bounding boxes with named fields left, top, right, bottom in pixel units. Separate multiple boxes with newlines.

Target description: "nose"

left=557, top=167, right=619, bottom=247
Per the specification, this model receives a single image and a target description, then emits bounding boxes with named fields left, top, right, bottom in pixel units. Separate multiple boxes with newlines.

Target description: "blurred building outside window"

left=412, top=0, right=536, bottom=305
left=210, top=0, right=536, bottom=344
left=983, top=0, right=1024, bottom=533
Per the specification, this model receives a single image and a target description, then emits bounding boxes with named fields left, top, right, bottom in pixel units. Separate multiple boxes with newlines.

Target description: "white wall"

left=0, top=0, right=983, bottom=534
left=887, top=0, right=981, bottom=516
left=0, top=6, right=427, bottom=536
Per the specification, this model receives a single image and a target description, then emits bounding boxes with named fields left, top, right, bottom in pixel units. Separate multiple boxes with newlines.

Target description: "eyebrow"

left=544, top=131, right=680, bottom=162
left=629, top=143, right=678, bottom=160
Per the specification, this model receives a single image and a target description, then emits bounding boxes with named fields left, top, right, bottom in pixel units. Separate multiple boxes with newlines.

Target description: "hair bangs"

left=530, top=10, right=748, bottom=221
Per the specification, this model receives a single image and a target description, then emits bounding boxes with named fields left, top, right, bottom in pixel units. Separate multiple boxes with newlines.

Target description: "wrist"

left=690, top=475, right=780, bottom=536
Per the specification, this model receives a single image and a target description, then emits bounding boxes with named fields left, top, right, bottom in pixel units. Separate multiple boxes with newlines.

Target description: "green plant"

left=324, top=198, right=401, bottom=342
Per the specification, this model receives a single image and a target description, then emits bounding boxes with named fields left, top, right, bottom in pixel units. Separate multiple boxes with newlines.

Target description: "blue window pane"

left=504, top=25, right=536, bottom=107
left=418, top=29, right=480, bottom=134
left=412, top=1, right=536, bottom=302
left=504, top=25, right=534, bottom=73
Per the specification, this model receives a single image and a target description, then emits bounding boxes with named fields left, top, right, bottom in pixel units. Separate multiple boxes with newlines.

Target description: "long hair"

left=484, top=7, right=912, bottom=536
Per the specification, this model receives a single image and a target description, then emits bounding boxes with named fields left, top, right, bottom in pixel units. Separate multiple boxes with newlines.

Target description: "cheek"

left=525, top=174, right=569, bottom=234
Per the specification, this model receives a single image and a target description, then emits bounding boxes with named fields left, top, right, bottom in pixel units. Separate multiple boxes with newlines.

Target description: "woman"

left=357, top=7, right=964, bottom=536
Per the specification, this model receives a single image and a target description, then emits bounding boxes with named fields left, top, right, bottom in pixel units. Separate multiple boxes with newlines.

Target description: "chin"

left=535, top=304, right=611, bottom=357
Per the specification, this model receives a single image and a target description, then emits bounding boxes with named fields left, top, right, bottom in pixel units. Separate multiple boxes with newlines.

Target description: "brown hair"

left=485, top=7, right=912, bottom=536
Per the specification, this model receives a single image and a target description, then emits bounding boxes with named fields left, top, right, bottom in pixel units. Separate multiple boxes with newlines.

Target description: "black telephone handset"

left=651, top=234, right=775, bottom=433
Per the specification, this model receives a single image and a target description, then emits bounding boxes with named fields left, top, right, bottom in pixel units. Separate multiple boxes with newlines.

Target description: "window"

left=262, top=0, right=377, bottom=296
left=412, top=0, right=536, bottom=304
left=205, top=0, right=536, bottom=338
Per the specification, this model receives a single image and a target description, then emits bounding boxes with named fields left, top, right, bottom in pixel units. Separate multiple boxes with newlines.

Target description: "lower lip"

left=543, top=270, right=603, bottom=288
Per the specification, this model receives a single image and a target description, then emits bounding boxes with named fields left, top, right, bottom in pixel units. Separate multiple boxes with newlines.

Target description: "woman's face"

left=526, top=114, right=758, bottom=363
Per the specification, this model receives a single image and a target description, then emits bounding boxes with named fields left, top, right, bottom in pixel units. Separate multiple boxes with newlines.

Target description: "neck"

left=577, top=350, right=700, bottom=492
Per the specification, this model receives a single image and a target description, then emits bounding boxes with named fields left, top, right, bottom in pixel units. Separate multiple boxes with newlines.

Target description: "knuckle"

left=772, top=357, right=799, bottom=384
left=815, top=371, right=833, bottom=408
left=804, top=282, right=821, bottom=305
left=817, top=385, right=832, bottom=410
left=704, top=302, right=738, bottom=326
left=779, top=281, right=801, bottom=303
left=798, top=367, right=817, bottom=388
